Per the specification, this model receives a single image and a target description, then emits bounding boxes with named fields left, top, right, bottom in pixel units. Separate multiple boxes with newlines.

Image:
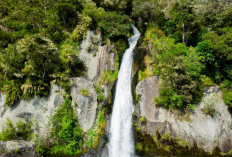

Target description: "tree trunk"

left=182, top=23, right=186, bottom=46
left=186, top=25, right=190, bottom=46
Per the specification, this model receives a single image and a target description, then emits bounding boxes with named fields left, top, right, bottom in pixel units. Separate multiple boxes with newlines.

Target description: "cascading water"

left=109, top=25, right=141, bottom=157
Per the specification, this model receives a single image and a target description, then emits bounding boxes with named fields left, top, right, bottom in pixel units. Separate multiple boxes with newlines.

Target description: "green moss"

left=178, top=139, right=188, bottom=148
left=135, top=129, right=209, bottom=156
left=136, top=142, right=143, bottom=152
left=97, top=70, right=118, bottom=86
left=139, top=117, right=147, bottom=124
left=81, top=89, right=89, bottom=97
left=161, top=132, right=169, bottom=140
left=86, top=109, right=106, bottom=149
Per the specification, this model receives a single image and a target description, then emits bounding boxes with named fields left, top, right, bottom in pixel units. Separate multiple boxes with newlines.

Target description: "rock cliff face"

left=79, top=31, right=117, bottom=83
left=0, top=85, right=65, bottom=138
left=135, top=76, right=232, bottom=153
left=71, top=77, right=98, bottom=132
left=0, top=78, right=99, bottom=136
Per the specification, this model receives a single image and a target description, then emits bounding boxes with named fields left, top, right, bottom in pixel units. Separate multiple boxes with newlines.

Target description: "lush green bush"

left=48, top=98, right=83, bottom=156
left=131, top=0, right=165, bottom=26
left=0, top=34, right=84, bottom=106
left=142, top=27, right=203, bottom=109
left=0, top=34, right=60, bottom=106
left=0, top=0, right=82, bottom=45
left=70, top=14, right=92, bottom=42
left=0, top=119, right=33, bottom=141
left=197, top=29, right=232, bottom=83
left=82, top=2, right=131, bottom=39
left=221, top=81, right=232, bottom=109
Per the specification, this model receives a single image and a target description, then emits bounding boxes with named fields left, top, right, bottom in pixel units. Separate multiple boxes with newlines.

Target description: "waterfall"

left=109, top=25, right=141, bottom=157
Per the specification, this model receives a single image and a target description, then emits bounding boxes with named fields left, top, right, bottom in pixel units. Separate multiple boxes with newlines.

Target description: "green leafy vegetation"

left=49, top=98, right=83, bottom=156
left=37, top=98, right=84, bottom=156
left=86, top=109, right=106, bottom=149
left=0, top=34, right=84, bottom=106
left=97, top=70, right=118, bottom=86
left=142, top=27, right=204, bottom=109
left=0, top=0, right=131, bottom=107
left=135, top=0, right=232, bottom=111
left=0, top=119, right=33, bottom=141
left=202, top=103, right=216, bottom=118
left=139, top=117, right=147, bottom=124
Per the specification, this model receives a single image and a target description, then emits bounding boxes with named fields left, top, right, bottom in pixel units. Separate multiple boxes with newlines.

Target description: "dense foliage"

left=0, top=0, right=133, bottom=106
left=0, top=119, right=33, bottom=141
left=37, top=98, right=83, bottom=156
left=134, top=0, right=232, bottom=110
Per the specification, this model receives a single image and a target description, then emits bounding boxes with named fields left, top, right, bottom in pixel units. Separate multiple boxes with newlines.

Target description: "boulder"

left=0, top=140, right=35, bottom=152
left=136, top=77, right=232, bottom=153
left=71, top=77, right=98, bottom=132
left=5, top=140, right=35, bottom=152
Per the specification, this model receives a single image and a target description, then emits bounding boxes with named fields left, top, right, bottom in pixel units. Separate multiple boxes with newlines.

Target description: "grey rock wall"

left=136, top=77, right=232, bottom=153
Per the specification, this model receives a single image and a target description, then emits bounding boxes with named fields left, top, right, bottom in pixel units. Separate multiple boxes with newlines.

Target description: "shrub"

left=136, top=142, right=143, bottom=152
left=97, top=70, right=118, bottom=86
left=49, top=98, right=83, bottom=156
left=139, top=117, right=147, bottom=124
left=0, top=119, right=33, bottom=141
left=202, top=103, right=216, bottom=118
left=0, top=34, right=60, bottom=106
left=0, top=33, right=85, bottom=106
left=201, top=76, right=215, bottom=87
left=97, top=93, right=105, bottom=102
left=70, top=14, right=92, bottom=42
left=146, top=32, right=204, bottom=109
left=155, top=86, right=183, bottom=109
left=94, top=85, right=105, bottom=103
left=221, top=81, right=232, bottom=108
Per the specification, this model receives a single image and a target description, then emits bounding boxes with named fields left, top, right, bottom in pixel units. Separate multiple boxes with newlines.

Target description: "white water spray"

left=109, top=26, right=141, bottom=157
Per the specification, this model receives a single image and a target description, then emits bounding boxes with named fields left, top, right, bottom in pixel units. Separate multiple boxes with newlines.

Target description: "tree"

left=167, top=0, right=199, bottom=46
left=0, top=34, right=62, bottom=105
left=197, top=29, right=232, bottom=82
left=131, top=0, right=165, bottom=26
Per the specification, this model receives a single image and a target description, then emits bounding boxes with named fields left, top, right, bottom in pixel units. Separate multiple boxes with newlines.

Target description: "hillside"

left=0, top=0, right=232, bottom=156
